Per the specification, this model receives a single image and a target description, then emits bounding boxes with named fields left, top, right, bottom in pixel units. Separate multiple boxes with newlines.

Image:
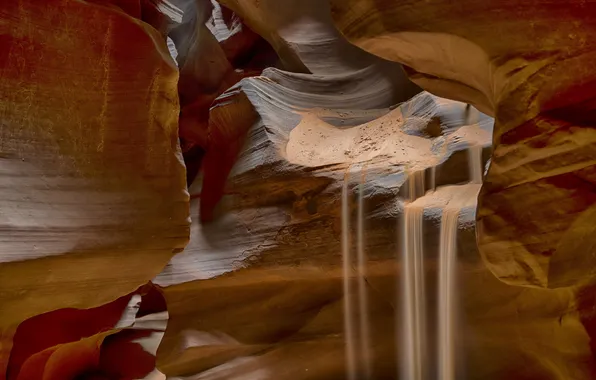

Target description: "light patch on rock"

left=286, top=108, right=438, bottom=170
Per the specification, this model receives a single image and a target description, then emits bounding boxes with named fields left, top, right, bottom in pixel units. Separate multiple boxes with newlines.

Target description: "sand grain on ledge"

left=286, top=109, right=439, bottom=168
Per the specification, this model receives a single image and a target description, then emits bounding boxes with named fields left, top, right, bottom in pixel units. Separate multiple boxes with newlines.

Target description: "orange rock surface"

left=3, top=0, right=596, bottom=379
left=0, top=0, right=188, bottom=377
left=329, top=0, right=596, bottom=288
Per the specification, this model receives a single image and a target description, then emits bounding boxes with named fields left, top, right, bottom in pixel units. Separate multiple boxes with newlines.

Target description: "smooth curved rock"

left=196, top=0, right=422, bottom=220
left=6, top=283, right=167, bottom=380
left=168, top=0, right=278, bottom=188
left=329, top=0, right=596, bottom=288
left=0, top=0, right=189, bottom=375
left=170, top=0, right=240, bottom=150
left=155, top=84, right=595, bottom=378
left=5, top=1, right=596, bottom=379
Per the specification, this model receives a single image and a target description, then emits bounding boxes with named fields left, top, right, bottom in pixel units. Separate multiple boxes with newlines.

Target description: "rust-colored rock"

left=169, top=0, right=278, bottom=190
left=0, top=0, right=188, bottom=376
left=4, top=0, right=596, bottom=379
left=328, top=0, right=596, bottom=288
left=155, top=75, right=594, bottom=378
left=7, top=293, right=132, bottom=379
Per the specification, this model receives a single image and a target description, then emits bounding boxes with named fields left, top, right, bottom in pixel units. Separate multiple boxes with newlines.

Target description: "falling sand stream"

left=342, top=169, right=373, bottom=380
left=342, top=172, right=357, bottom=380
left=400, top=171, right=428, bottom=380
left=437, top=107, right=484, bottom=379
left=343, top=168, right=482, bottom=379
left=401, top=170, right=481, bottom=380
left=357, top=177, right=373, bottom=380
left=437, top=182, right=482, bottom=380
left=436, top=105, right=485, bottom=379
left=342, top=106, right=485, bottom=379
left=437, top=205, right=459, bottom=380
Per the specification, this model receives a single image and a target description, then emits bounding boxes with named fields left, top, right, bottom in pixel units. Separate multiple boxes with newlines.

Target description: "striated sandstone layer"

left=328, top=0, right=596, bottom=288
left=154, top=85, right=596, bottom=378
left=3, top=0, right=596, bottom=379
left=0, top=0, right=189, bottom=376
left=8, top=284, right=168, bottom=380
left=197, top=0, right=421, bottom=221
left=168, top=0, right=278, bottom=187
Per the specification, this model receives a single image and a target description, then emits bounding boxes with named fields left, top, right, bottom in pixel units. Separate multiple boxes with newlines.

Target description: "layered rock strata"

left=329, top=0, right=596, bottom=289
left=3, top=0, right=596, bottom=379
left=155, top=87, right=595, bottom=378
left=0, top=0, right=188, bottom=377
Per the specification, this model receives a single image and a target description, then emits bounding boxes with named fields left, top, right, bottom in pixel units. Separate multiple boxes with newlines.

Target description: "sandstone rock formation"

left=152, top=1, right=596, bottom=377
left=328, top=0, right=596, bottom=289
left=0, top=0, right=187, bottom=377
left=154, top=81, right=595, bottom=378
left=2, top=0, right=596, bottom=379
left=168, top=0, right=278, bottom=188
left=197, top=0, right=421, bottom=221
left=8, top=285, right=167, bottom=380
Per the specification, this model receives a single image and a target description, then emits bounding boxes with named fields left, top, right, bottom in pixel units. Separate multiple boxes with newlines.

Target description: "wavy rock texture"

left=152, top=2, right=596, bottom=378
left=328, top=0, right=596, bottom=288
left=155, top=85, right=595, bottom=378
left=168, top=0, right=278, bottom=187
left=197, top=0, right=421, bottom=221
left=0, top=0, right=188, bottom=376
left=8, top=284, right=167, bottom=380
left=171, top=0, right=240, bottom=149
left=4, top=0, right=596, bottom=379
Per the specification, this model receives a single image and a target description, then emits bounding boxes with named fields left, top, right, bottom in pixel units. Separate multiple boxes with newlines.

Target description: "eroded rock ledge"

left=155, top=85, right=595, bottom=378
left=329, top=0, right=596, bottom=289
left=0, top=0, right=189, bottom=376
left=3, top=0, right=596, bottom=379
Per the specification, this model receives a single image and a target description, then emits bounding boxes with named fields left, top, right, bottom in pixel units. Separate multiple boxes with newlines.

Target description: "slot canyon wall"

left=1, top=0, right=596, bottom=379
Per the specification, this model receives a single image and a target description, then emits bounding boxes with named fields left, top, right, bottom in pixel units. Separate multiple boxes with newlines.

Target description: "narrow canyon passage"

left=2, top=1, right=596, bottom=380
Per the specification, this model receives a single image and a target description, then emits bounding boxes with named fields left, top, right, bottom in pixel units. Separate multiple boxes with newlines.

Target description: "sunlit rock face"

left=3, top=0, right=596, bottom=379
left=328, top=0, right=596, bottom=289
left=0, top=0, right=188, bottom=376
left=154, top=85, right=595, bottom=378
left=195, top=0, right=421, bottom=222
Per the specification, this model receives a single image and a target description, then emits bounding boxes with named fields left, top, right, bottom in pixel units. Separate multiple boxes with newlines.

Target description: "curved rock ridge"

left=0, top=0, right=189, bottom=375
left=198, top=63, right=491, bottom=220
left=329, top=0, right=596, bottom=288
left=6, top=284, right=167, bottom=380
left=167, top=0, right=279, bottom=187
left=153, top=60, right=529, bottom=376
left=171, top=0, right=422, bottom=221
left=216, top=0, right=420, bottom=97
left=158, top=89, right=488, bottom=285
left=169, top=0, right=242, bottom=150
left=217, top=0, right=390, bottom=75
left=154, top=78, right=594, bottom=378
